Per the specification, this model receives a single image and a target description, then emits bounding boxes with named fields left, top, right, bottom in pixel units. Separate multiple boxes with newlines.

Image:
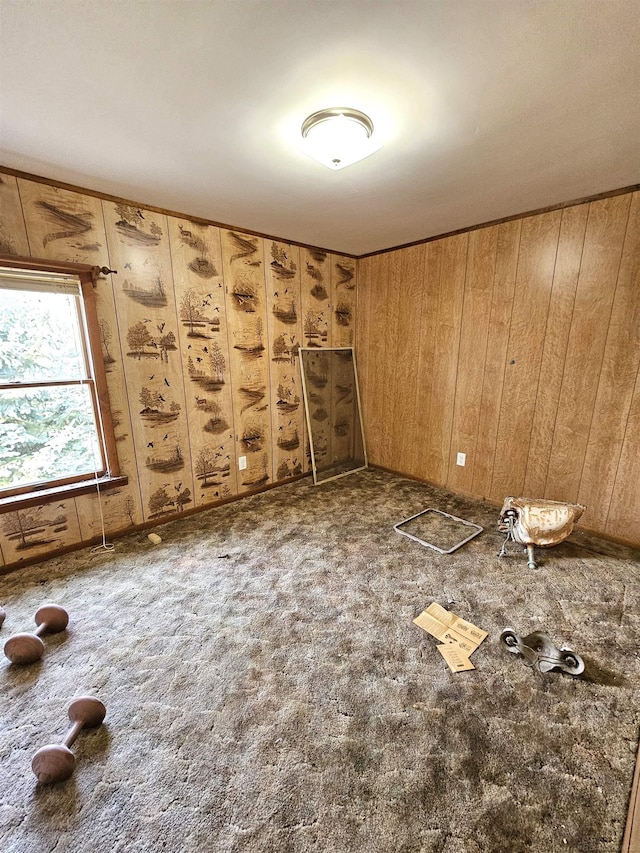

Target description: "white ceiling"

left=1, top=1, right=639, bottom=256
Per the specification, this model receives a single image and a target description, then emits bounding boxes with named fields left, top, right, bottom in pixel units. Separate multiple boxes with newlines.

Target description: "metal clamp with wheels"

left=500, top=627, right=584, bottom=675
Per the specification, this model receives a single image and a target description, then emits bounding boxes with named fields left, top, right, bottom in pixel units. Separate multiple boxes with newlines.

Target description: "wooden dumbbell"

left=32, top=697, right=106, bottom=784
left=3, top=604, right=69, bottom=664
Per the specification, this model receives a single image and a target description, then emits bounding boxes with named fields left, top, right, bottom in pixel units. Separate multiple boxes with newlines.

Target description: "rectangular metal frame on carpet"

left=394, top=508, right=483, bottom=554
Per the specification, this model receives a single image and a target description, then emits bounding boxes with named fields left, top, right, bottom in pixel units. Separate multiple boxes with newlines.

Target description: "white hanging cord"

left=89, top=476, right=115, bottom=554
left=86, top=368, right=115, bottom=555
left=88, top=372, right=115, bottom=554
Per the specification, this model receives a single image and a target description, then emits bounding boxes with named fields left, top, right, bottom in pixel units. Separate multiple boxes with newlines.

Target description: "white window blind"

left=0, top=268, right=82, bottom=295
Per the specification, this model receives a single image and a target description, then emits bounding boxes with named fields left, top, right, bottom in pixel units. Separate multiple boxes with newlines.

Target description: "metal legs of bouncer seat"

left=498, top=509, right=538, bottom=568
left=497, top=497, right=585, bottom=570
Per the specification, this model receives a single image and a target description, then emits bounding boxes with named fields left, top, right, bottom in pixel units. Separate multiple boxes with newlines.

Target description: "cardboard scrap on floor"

left=414, top=602, right=488, bottom=673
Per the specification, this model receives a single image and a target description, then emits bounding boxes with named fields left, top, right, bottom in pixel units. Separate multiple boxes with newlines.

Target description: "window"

left=0, top=256, right=125, bottom=507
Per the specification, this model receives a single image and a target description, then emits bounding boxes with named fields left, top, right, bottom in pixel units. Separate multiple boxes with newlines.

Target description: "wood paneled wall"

left=0, top=171, right=356, bottom=568
left=357, top=190, right=640, bottom=546
left=1, top=169, right=637, bottom=564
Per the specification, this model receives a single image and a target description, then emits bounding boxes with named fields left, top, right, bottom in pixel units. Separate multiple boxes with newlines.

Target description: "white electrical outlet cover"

left=456, top=452, right=466, bottom=466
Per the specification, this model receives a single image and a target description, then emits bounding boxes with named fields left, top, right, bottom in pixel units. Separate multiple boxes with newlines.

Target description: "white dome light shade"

left=301, top=108, right=382, bottom=170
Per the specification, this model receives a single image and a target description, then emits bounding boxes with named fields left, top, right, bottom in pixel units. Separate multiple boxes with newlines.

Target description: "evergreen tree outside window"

left=0, top=256, right=123, bottom=504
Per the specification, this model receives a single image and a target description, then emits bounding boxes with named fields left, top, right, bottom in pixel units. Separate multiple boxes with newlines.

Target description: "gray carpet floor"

left=1, top=468, right=639, bottom=853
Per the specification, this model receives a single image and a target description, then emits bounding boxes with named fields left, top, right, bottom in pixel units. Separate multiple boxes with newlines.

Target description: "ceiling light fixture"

left=301, top=107, right=382, bottom=170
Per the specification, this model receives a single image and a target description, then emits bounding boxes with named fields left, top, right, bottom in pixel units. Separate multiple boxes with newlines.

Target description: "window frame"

left=0, top=254, right=127, bottom=511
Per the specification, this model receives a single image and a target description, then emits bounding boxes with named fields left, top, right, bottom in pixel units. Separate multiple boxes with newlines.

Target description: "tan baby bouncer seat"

left=498, top=496, right=585, bottom=569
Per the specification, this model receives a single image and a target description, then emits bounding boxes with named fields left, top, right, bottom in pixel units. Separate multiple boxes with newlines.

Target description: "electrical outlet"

left=238, top=455, right=247, bottom=470
left=456, top=452, right=466, bottom=467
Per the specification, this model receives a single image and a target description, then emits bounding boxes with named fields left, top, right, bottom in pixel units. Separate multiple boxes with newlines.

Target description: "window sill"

left=0, top=474, right=128, bottom=514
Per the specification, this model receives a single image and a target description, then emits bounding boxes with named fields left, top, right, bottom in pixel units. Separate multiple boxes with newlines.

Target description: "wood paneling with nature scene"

left=265, top=239, right=304, bottom=482
left=0, top=168, right=358, bottom=569
left=302, top=348, right=332, bottom=471
left=103, top=201, right=195, bottom=522
left=0, top=501, right=82, bottom=565
left=17, top=179, right=106, bottom=265
left=330, top=254, right=356, bottom=348
left=301, top=247, right=331, bottom=350
left=17, top=181, right=143, bottom=533
left=300, top=246, right=333, bottom=467
left=76, top=485, right=140, bottom=544
left=77, top=260, right=143, bottom=533
left=221, top=230, right=272, bottom=492
left=74, top=259, right=145, bottom=541
left=169, top=217, right=238, bottom=505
